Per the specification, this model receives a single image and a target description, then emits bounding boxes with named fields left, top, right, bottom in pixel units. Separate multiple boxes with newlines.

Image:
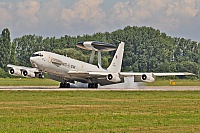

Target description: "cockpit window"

left=31, top=53, right=43, bottom=57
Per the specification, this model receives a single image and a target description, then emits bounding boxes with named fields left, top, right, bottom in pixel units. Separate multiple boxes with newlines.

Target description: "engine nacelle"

left=106, top=73, right=121, bottom=83
left=22, top=70, right=36, bottom=78
left=9, top=68, right=22, bottom=76
left=141, top=73, right=155, bottom=82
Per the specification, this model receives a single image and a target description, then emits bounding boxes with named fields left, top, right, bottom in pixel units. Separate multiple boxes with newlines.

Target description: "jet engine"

left=22, top=70, right=44, bottom=78
left=141, top=73, right=155, bottom=82
left=9, top=68, right=22, bottom=76
left=106, top=73, right=121, bottom=82
left=22, top=70, right=36, bottom=78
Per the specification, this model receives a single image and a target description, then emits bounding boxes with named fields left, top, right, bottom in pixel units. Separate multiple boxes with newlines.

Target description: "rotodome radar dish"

left=76, top=41, right=116, bottom=51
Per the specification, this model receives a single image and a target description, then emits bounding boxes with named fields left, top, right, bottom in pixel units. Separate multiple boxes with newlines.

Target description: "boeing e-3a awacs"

left=7, top=41, right=194, bottom=88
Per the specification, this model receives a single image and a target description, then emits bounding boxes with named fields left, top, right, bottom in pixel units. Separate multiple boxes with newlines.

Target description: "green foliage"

left=0, top=68, right=10, bottom=78
left=0, top=26, right=200, bottom=77
left=0, top=28, right=12, bottom=70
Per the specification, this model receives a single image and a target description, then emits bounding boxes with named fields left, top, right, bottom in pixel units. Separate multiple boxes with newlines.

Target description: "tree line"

left=0, top=26, right=199, bottom=77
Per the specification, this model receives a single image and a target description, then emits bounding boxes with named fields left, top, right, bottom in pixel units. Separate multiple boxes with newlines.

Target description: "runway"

left=0, top=86, right=200, bottom=91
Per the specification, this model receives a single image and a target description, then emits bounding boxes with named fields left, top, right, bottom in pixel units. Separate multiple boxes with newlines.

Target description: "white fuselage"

left=30, top=51, right=106, bottom=78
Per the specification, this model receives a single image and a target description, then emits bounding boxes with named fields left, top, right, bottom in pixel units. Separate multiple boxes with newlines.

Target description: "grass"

left=0, top=91, right=200, bottom=132
left=146, top=78, right=200, bottom=86
left=0, top=78, right=59, bottom=86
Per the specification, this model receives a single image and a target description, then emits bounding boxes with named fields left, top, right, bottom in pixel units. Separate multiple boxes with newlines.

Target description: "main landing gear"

left=59, top=82, right=70, bottom=88
left=59, top=82, right=98, bottom=88
left=88, top=83, right=98, bottom=88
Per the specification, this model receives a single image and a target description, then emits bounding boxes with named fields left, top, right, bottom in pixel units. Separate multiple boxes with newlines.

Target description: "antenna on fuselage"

left=76, top=41, right=116, bottom=68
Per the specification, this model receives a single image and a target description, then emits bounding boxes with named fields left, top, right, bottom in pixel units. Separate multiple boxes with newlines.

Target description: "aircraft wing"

left=119, top=72, right=195, bottom=82
left=7, top=64, right=43, bottom=78
left=67, top=70, right=122, bottom=85
left=151, top=72, right=195, bottom=76
left=68, top=70, right=195, bottom=84
left=120, top=72, right=195, bottom=76
left=68, top=71, right=194, bottom=77
left=7, top=64, right=39, bottom=71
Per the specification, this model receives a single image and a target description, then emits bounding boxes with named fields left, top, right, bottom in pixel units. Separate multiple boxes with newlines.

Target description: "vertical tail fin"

left=107, top=42, right=125, bottom=72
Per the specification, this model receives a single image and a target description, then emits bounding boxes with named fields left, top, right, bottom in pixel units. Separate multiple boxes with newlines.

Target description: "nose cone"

left=30, top=51, right=45, bottom=69
left=30, top=57, right=38, bottom=68
left=30, top=56, right=35, bottom=64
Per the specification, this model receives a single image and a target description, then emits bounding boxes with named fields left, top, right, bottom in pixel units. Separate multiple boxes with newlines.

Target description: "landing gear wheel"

left=88, top=83, right=98, bottom=88
left=94, top=83, right=98, bottom=88
left=88, top=83, right=92, bottom=88
left=60, top=83, right=64, bottom=88
left=60, top=82, right=70, bottom=88
left=65, top=83, right=70, bottom=88
left=38, top=73, right=44, bottom=79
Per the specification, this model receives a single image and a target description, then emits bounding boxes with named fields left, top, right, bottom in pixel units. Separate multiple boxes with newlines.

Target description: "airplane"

left=7, top=41, right=194, bottom=88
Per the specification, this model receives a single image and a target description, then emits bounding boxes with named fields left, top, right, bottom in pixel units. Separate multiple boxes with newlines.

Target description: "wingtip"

left=184, top=72, right=196, bottom=75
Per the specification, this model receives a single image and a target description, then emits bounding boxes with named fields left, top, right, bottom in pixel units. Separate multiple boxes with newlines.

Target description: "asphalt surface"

left=0, top=86, right=200, bottom=91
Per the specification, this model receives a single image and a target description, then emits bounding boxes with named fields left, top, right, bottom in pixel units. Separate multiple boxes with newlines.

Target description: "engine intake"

left=22, top=70, right=36, bottom=78
left=141, top=73, right=155, bottom=82
left=9, top=68, right=22, bottom=76
left=22, top=70, right=28, bottom=76
left=142, top=74, right=147, bottom=80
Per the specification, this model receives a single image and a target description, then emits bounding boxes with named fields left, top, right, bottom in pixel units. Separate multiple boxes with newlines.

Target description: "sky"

left=0, top=0, right=200, bottom=42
